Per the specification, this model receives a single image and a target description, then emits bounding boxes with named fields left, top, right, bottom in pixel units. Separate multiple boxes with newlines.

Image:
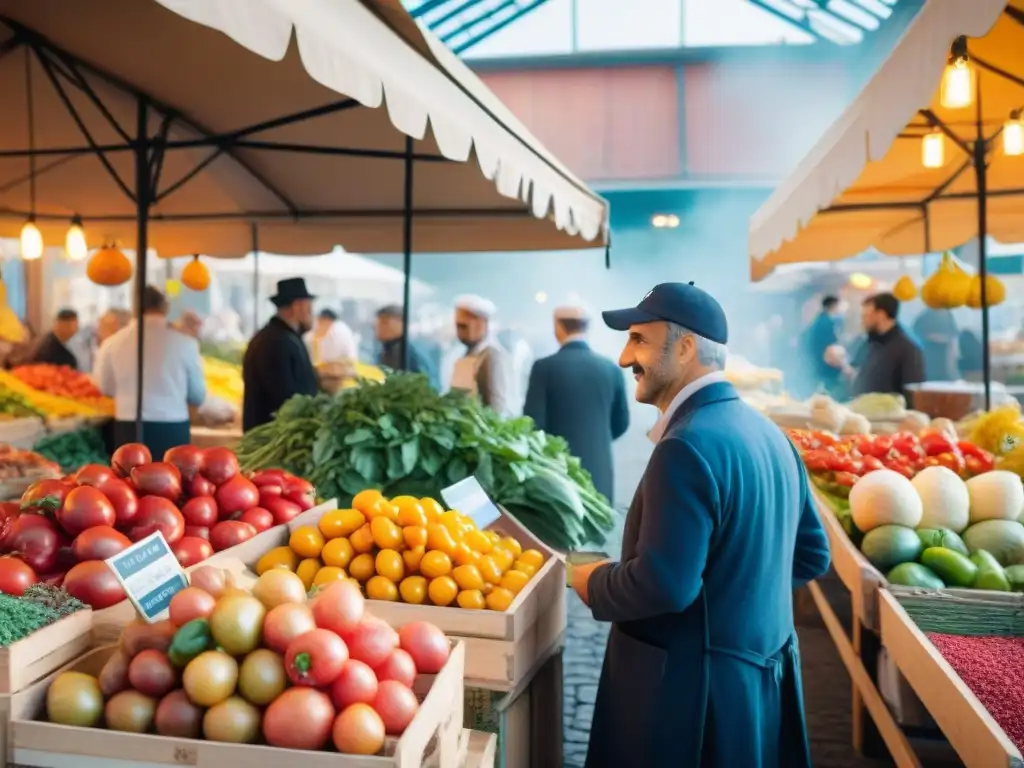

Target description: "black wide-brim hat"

left=270, top=277, right=316, bottom=307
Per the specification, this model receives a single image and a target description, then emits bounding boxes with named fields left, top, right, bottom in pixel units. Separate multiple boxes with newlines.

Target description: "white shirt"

left=648, top=371, right=727, bottom=443
left=95, top=316, right=207, bottom=422
left=305, top=321, right=357, bottom=365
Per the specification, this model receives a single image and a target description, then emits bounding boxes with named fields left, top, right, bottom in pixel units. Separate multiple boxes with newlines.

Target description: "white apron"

left=450, top=350, right=483, bottom=396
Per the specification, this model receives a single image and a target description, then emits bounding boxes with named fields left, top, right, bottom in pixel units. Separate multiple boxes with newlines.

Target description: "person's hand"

left=571, top=559, right=610, bottom=606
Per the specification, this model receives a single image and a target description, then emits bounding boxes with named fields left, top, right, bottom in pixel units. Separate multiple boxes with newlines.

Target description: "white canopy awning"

left=0, top=0, right=609, bottom=257
left=748, top=0, right=1015, bottom=280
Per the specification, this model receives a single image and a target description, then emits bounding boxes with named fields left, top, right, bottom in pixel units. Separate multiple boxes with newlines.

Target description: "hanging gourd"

left=86, top=243, right=133, bottom=287
left=180, top=254, right=210, bottom=291
left=966, top=273, right=1006, bottom=309
left=892, top=275, right=917, bottom=302
left=920, top=251, right=970, bottom=309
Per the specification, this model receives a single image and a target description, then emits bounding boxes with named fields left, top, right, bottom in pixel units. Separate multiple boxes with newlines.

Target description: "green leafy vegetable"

left=33, top=427, right=109, bottom=474
left=235, top=374, right=617, bottom=550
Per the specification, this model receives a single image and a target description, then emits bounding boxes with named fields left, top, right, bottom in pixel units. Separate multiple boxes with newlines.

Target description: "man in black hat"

left=242, top=278, right=320, bottom=431
left=569, top=282, right=830, bottom=768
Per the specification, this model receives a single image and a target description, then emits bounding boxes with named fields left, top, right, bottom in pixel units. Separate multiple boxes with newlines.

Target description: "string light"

left=940, top=36, right=972, bottom=109
left=651, top=214, right=680, bottom=229
left=1004, top=110, right=1024, bottom=157
left=20, top=217, right=43, bottom=261
left=65, top=217, right=88, bottom=261
left=922, top=130, right=945, bottom=169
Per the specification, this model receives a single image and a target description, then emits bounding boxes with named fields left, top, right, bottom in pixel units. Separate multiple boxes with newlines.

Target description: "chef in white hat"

left=449, top=294, right=515, bottom=417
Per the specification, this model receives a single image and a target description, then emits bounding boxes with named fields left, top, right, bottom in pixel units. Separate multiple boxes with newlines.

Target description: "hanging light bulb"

left=922, top=130, right=945, bottom=169
left=20, top=217, right=43, bottom=261
left=65, top=217, right=87, bottom=261
left=1004, top=110, right=1024, bottom=157
left=940, top=36, right=972, bottom=109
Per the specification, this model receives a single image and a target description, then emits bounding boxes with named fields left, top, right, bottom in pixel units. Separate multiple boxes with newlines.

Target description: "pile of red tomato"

left=48, top=568, right=452, bottom=756
left=788, top=428, right=996, bottom=494
left=0, top=443, right=317, bottom=609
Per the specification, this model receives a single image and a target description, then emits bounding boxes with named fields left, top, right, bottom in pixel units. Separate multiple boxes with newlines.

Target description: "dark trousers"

left=113, top=420, right=191, bottom=462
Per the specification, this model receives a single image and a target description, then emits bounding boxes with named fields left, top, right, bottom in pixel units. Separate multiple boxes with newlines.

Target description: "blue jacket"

left=585, top=381, right=830, bottom=768
left=523, top=340, right=629, bottom=501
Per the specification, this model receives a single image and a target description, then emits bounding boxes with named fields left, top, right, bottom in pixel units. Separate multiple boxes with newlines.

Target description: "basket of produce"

left=8, top=573, right=465, bottom=766
left=0, top=443, right=324, bottom=620
left=32, top=426, right=109, bottom=474
left=0, top=369, right=111, bottom=420
left=879, top=588, right=1024, bottom=767
left=0, top=445, right=62, bottom=500
left=234, top=373, right=617, bottom=552
left=0, top=584, right=92, bottom=693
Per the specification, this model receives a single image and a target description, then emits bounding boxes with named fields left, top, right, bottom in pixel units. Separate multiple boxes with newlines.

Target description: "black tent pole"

left=251, top=224, right=260, bottom=335
left=400, top=135, right=414, bottom=371
left=134, top=96, right=150, bottom=444
left=973, top=72, right=991, bottom=412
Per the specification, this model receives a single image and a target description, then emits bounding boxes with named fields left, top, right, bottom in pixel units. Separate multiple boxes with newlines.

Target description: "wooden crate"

left=811, top=487, right=886, bottom=630
left=284, top=504, right=567, bottom=690
left=6, top=641, right=465, bottom=768
left=0, top=611, right=92, bottom=694
left=462, top=731, right=497, bottom=768
left=879, top=589, right=1024, bottom=768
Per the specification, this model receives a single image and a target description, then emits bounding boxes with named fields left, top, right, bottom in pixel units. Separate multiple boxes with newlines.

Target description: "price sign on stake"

left=440, top=476, right=501, bottom=530
left=105, top=532, right=189, bottom=623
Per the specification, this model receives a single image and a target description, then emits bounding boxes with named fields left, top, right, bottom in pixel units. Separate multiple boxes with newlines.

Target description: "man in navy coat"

left=572, top=282, right=831, bottom=768
left=523, top=305, right=630, bottom=502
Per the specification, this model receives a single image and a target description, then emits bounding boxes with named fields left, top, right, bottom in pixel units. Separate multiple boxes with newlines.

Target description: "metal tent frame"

left=0, top=15, right=485, bottom=442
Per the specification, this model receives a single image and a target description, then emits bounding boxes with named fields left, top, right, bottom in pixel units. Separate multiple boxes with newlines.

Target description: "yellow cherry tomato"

left=452, top=542, right=480, bottom=568
left=352, top=489, right=385, bottom=516
left=348, top=553, right=376, bottom=582
left=319, top=508, right=366, bottom=539
left=393, top=496, right=428, bottom=527
left=426, top=523, right=457, bottom=556
left=500, top=569, right=530, bottom=595
left=366, top=575, right=399, bottom=601
left=370, top=516, right=403, bottom=550
left=321, top=537, right=355, bottom=569
left=349, top=523, right=375, bottom=554
left=420, top=497, right=444, bottom=522
left=296, top=558, right=322, bottom=590
left=289, top=526, right=326, bottom=559
left=453, top=564, right=485, bottom=591
left=458, top=514, right=477, bottom=531
left=419, top=550, right=453, bottom=579
left=485, top=530, right=501, bottom=546
left=464, top=530, right=492, bottom=554
left=256, top=546, right=298, bottom=576
left=518, top=549, right=545, bottom=569
left=457, top=589, right=486, bottom=610
left=437, top=511, right=464, bottom=537
left=403, top=546, right=425, bottom=574
left=477, top=555, right=503, bottom=584
left=491, top=548, right=515, bottom=573
left=403, top=525, right=428, bottom=550
left=376, top=549, right=405, bottom=582
left=428, top=576, right=458, bottom=606
left=313, top=566, right=347, bottom=587
left=486, top=587, right=515, bottom=612
left=399, top=575, right=428, bottom=604
left=511, top=560, right=537, bottom=578
left=496, top=537, right=523, bottom=558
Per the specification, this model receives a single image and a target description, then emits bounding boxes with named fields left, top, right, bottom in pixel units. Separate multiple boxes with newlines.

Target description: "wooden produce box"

left=462, top=730, right=497, bottom=768
left=879, top=589, right=1024, bottom=768
left=0, top=611, right=93, bottom=694
left=463, top=642, right=563, bottom=768
left=6, top=641, right=466, bottom=768
left=0, top=417, right=44, bottom=449
left=190, top=426, right=242, bottom=450
left=811, top=487, right=886, bottom=630
left=286, top=504, right=567, bottom=691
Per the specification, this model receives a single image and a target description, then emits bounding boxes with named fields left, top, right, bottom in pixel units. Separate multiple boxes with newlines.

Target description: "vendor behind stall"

left=16, top=308, right=80, bottom=369
left=95, top=286, right=206, bottom=458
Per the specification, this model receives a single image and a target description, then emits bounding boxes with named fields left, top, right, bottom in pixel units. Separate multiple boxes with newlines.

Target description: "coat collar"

left=664, top=380, right=740, bottom=433
left=559, top=339, right=589, bottom=352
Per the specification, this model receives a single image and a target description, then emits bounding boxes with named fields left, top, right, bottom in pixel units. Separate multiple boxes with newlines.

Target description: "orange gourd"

left=181, top=255, right=210, bottom=292
left=86, top=245, right=133, bottom=287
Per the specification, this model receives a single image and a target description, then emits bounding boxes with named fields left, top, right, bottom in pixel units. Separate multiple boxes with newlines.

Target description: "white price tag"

left=440, top=476, right=501, bottom=530
left=105, top=532, right=188, bottom=623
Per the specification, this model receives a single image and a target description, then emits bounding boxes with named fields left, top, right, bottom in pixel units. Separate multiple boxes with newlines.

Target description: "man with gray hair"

left=571, top=282, right=829, bottom=768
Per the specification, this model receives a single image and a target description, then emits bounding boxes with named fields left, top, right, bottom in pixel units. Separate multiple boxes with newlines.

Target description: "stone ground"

left=558, top=419, right=893, bottom=768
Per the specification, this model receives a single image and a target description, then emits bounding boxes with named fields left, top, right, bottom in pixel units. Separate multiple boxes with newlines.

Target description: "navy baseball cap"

left=602, top=282, right=728, bottom=344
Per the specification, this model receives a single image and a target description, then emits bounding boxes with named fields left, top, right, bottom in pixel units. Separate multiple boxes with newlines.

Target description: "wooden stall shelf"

left=0, top=417, right=44, bottom=449
left=284, top=504, right=568, bottom=690
left=461, top=731, right=497, bottom=768
left=879, top=589, right=1024, bottom=768
left=190, top=426, right=242, bottom=450
left=811, top=487, right=886, bottom=630
left=6, top=641, right=465, bottom=768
